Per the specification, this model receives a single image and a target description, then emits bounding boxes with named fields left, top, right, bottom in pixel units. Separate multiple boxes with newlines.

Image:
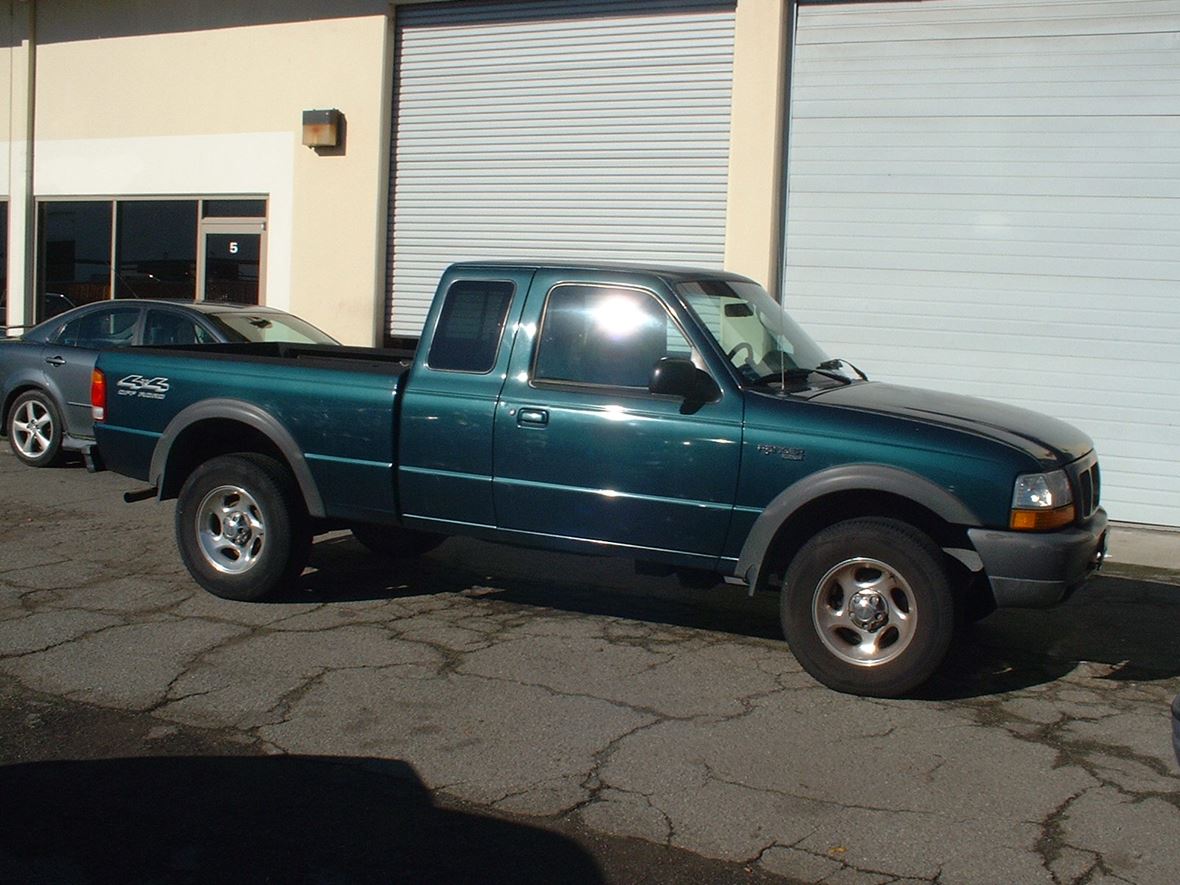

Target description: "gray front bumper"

left=967, top=509, right=1108, bottom=608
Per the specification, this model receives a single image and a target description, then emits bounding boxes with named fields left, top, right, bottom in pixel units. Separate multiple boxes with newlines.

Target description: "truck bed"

left=95, top=342, right=413, bottom=524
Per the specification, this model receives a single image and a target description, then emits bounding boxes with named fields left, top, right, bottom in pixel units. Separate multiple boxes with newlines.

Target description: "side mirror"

left=649, top=357, right=720, bottom=403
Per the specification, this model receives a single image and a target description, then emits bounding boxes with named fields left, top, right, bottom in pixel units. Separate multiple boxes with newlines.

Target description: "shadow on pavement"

left=0, top=755, right=602, bottom=884
left=923, top=574, right=1180, bottom=699
left=292, top=536, right=1180, bottom=701
left=291, top=535, right=785, bottom=641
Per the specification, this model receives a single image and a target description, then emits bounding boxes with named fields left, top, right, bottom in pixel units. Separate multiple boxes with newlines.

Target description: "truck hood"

left=809, top=381, right=1094, bottom=466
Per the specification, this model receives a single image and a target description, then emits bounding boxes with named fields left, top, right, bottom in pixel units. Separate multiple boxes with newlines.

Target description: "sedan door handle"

left=44, top=355, right=66, bottom=367
left=517, top=408, right=549, bottom=428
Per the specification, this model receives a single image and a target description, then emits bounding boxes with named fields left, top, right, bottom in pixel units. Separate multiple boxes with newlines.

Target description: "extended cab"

left=93, top=262, right=1107, bottom=697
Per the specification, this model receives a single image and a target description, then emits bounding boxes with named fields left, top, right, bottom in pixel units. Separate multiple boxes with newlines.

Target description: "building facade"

left=2, top=0, right=1177, bottom=528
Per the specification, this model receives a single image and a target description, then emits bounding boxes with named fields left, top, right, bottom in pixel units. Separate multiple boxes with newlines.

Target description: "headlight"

left=1010, top=470, right=1075, bottom=531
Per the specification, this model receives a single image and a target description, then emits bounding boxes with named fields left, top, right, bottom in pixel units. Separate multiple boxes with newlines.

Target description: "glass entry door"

left=198, top=221, right=265, bottom=304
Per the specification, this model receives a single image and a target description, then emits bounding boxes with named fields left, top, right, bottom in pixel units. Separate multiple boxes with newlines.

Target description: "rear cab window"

left=427, top=279, right=516, bottom=373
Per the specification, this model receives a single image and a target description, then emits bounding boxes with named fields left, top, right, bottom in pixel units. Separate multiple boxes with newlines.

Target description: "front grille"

left=1069, top=453, right=1101, bottom=520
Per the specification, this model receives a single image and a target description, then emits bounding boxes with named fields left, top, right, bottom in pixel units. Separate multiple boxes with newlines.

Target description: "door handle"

left=517, top=408, right=549, bottom=428
left=44, top=355, right=66, bottom=367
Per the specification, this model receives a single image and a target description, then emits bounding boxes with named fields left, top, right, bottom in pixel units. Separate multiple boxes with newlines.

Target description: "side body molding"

left=735, top=464, right=982, bottom=590
left=150, top=398, right=326, bottom=518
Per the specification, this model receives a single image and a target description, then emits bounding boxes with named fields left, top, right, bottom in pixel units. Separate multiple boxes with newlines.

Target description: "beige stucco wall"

left=30, top=1, right=393, bottom=344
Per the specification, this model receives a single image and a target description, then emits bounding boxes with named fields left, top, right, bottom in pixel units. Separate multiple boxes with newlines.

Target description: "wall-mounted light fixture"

left=302, top=109, right=341, bottom=148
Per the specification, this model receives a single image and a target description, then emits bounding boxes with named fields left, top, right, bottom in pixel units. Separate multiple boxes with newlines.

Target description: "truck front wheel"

left=175, top=453, right=311, bottom=601
left=781, top=518, right=954, bottom=698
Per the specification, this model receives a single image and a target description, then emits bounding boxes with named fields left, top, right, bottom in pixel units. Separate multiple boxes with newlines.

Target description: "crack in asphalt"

left=4, top=478, right=1180, bottom=885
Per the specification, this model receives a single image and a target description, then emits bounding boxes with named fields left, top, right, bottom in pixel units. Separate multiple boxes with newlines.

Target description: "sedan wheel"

left=7, top=391, right=64, bottom=467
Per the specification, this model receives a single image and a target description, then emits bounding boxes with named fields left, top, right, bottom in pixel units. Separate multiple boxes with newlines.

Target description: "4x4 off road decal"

left=116, top=375, right=170, bottom=400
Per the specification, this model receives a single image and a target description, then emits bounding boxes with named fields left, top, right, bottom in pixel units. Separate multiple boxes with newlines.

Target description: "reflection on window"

left=56, top=307, right=139, bottom=349
left=534, top=286, right=692, bottom=389
left=428, top=280, right=515, bottom=372
left=37, top=198, right=269, bottom=319
left=39, top=201, right=113, bottom=320
left=116, top=201, right=197, bottom=300
left=210, top=312, right=336, bottom=345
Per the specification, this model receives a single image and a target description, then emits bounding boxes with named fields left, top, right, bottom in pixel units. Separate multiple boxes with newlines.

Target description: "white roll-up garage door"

left=785, top=0, right=1180, bottom=526
left=388, top=0, right=736, bottom=337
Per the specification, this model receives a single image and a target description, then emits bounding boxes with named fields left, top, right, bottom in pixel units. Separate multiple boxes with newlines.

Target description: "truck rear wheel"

left=781, top=518, right=954, bottom=698
left=175, top=453, right=311, bottom=601
left=350, top=523, right=446, bottom=558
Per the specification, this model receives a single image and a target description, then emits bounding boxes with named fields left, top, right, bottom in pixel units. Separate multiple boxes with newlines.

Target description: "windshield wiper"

left=749, top=360, right=862, bottom=388
left=749, top=367, right=850, bottom=387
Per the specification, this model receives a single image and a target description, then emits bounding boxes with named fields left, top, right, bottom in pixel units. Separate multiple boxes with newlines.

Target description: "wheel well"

left=1, top=385, right=43, bottom=433
left=758, top=490, right=972, bottom=592
left=159, top=419, right=288, bottom=500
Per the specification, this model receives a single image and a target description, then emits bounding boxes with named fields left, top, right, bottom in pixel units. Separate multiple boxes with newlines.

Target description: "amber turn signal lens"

left=1010, top=504, right=1075, bottom=531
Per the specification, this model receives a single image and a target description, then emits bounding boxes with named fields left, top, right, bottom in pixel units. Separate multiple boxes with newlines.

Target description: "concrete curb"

left=1103, top=524, right=1180, bottom=583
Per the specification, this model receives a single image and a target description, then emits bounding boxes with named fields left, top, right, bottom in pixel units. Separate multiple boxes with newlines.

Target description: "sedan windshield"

left=675, top=279, right=851, bottom=387
left=210, top=312, right=337, bottom=345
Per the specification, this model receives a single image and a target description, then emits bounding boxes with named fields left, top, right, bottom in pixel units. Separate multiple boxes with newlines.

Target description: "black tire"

left=350, top=523, right=446, bottom=559
left=781, top=518, right=955, bottom=698
left=7, top=390, right=64, bottom=467
left=175, top=453, right=311, bottom=601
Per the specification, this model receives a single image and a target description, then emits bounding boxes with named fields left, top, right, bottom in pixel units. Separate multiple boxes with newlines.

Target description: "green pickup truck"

left=93, top=261, right=1107, bottom=697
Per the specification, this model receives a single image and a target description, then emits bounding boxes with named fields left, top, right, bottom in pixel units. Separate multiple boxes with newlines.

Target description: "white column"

left=6, top=0, right=35, bottom=332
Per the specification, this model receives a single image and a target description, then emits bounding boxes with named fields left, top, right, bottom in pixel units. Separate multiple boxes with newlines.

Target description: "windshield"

left=210, top=312, right=337, bottom=345
left=675, top=279, right=850, bottom=387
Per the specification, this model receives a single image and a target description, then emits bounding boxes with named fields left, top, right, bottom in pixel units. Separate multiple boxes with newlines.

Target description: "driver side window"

left=533, top=285, right=693, bottom=390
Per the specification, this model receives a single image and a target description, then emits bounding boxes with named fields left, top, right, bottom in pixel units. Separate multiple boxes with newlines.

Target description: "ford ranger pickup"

left=91, top=261, right=1108, bottom=697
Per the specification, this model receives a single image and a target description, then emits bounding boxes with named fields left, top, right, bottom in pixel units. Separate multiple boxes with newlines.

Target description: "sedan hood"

left=811, top=381, right=1094, bottom=466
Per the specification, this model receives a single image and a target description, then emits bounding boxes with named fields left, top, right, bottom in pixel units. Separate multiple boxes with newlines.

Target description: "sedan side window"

left=143, top=310, right=215, bottom=346
left=55, top=307, right=140, bottom=349
left=533, top=285, right=694, bottom=389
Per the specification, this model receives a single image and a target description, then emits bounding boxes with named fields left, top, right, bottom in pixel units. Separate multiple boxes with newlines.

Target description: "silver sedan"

left=2, top=300, right=337, bottom=467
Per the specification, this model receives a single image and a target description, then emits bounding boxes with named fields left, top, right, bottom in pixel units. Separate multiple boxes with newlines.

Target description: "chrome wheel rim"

left=12, top=399, right=54, bottom=459
left=195, top=485, right=267, bottom=575
left=812, top=557, right=917, bottom=668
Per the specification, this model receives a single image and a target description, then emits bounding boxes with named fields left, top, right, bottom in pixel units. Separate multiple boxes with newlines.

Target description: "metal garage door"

left=785, top=0, right=1180, bottom=526
left=388, top=0, right=735, bottom=336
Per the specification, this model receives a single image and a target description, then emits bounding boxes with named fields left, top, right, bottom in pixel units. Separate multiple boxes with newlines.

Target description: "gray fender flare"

left=734, top=464, right=982, bottom=590
left=150, top=398, right=326, bottom=517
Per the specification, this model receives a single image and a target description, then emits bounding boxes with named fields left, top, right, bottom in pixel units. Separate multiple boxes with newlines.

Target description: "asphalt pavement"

left=2, top=448, right=1179, bottom=883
